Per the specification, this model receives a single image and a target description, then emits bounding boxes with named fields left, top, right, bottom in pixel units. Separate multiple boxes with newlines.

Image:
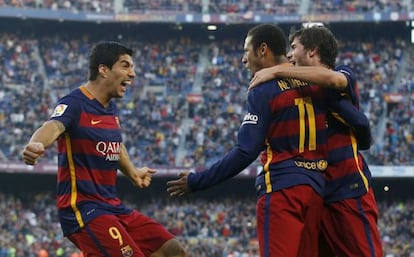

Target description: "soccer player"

left=22, top=42, right=187, bottom=257
left=166, top=24, right=369, bottom=257
left=249, top=26, right=383, bottom=257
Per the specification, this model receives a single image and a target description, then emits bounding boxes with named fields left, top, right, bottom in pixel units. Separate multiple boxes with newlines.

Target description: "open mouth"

left=121, top=81, right=131, bottom=86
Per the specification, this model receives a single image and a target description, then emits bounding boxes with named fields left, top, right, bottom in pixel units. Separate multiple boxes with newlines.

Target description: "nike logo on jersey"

left=91, top=120, right=102, bottom=125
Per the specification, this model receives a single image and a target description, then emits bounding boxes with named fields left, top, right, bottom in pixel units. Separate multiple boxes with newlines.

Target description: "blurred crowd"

left=336, top=38, right=414, bottom=165
left=0, top=33, right=197, bottom=166
left=310, top=0, right=409, bottom=13
left=0, top=29, right=413, bottom=166
left=0, top=0, right=410, bottom=14
left=183, top=39, right=248, bottom=168
left=0, top=191, right=412, bottom=257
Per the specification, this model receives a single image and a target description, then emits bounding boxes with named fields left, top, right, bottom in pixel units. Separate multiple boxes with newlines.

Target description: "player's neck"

left=274, top=55, right=290, bottom=65
left=263, top=55, right=289, bottom=68
left=84, top=81, right=111, bottom=107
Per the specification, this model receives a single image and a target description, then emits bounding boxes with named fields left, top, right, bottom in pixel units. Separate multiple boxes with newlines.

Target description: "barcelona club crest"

left=120, top=245, right=134, bottom=257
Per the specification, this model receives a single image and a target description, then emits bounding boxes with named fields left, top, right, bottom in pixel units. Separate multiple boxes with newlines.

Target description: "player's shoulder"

left=249, top=79, right=280, bottom=99
left=59, top=87, right=88, bottom=102
left=253, top=77, right=306, bottom=91
left=251, top=78, right=312, bottom=99
left=334, top=64, right=355, bottom=77
left=53, top=88, right=88, bottom=115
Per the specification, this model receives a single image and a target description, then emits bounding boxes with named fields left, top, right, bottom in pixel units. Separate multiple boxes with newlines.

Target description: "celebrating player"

left=249, top=26, right=383, bottom=257
left=22, top=41, right=187, bottom=257
left=167, top=24, right=370, bottom=257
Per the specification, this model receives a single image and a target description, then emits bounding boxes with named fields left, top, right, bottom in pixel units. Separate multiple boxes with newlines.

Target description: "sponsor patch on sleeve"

left=51, top=104, right=68, bottom=117
left=241, top=112, right=259, bottom=126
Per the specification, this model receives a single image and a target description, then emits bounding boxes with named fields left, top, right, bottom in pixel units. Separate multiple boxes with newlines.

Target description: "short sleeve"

left=50, top=96, right=81, bottom=131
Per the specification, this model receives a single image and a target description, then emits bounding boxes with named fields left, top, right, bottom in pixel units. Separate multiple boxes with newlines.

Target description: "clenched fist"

left=22, top=142, right=45, bottom=165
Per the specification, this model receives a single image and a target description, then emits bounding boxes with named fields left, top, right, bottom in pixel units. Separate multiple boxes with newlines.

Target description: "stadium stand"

left=0, top=0, right=414, bottom=256
left=0, top=174, right=414, bottom=256
left=2, top=0, right=410, bottom=15
left=1, top=21, right=413, bottom=166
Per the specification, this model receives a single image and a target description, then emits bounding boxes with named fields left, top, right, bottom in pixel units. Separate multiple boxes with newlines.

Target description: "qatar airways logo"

left=241, top=112, right=259, bottom=126
left=96, top=141, right=121, bottom=161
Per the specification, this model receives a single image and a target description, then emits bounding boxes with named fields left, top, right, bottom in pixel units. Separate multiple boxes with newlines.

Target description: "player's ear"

left=259, top=42, right=267, bottom=57
left=98, top=64, right=108, bottom=78
left=308, top=47, right=318, bottom=58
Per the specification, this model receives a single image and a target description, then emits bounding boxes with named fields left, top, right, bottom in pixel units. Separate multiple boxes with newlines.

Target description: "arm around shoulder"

left=276, top=66, right=348, bottom=91
left=250, top=65, right=348, bottom=91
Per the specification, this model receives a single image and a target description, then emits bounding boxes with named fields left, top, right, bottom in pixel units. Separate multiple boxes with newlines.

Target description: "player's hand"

left=22, top=142, right=45, bottom=165
left=166, top=172, right=191, bottom=197
left=249, top=66, right=277, bottom=90
left=132, top=167, right=156, bottom=188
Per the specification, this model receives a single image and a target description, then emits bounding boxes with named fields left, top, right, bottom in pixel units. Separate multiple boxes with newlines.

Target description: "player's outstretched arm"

left=249, top=65, right=347, bottom=91
left=119, top=143, right=156, bottom=188
left=166, top=172, right=191, bottom=197
left=22, top=120, right=65, bottom=165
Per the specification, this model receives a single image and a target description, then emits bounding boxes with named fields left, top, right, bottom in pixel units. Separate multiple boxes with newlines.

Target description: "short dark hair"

left=247, top=24, right=287, bottom=57
left=289, top=27, right=338, bottom=69
left=88, top=41, right=133, bottom=81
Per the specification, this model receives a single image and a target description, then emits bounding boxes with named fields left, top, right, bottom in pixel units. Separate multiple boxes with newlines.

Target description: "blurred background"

left=0, top=0, right=413, bottom=256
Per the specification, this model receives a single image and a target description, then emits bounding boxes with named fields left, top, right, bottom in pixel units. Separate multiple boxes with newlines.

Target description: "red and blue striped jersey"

left=188, top=78, right=342, bottom=196
left=254, top=79, right=331, bottom=197
left=324, top=65, right=372, bottom=203
left=50, top=86, right=131, bottom=235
